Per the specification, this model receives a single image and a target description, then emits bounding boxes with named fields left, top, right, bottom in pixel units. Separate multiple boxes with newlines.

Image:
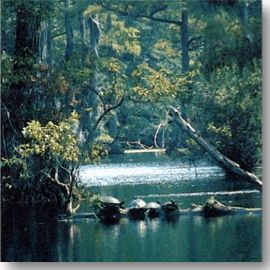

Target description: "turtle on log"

left=97, top=196, right=125, bottom=223
left=146, top=202, right=161, bottom=218
left=128, top=199, right=147, bottom=220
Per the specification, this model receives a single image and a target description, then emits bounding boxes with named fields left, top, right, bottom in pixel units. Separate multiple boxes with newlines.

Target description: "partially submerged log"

left=181, top=199, right=262, bottom=217
left=58, top=212, right=98, bottom=222
left=57, top=205, right=261, bottom=222
left=168, top=107, right=262, bottom=189
left=57, top=198, right=261, bottom=222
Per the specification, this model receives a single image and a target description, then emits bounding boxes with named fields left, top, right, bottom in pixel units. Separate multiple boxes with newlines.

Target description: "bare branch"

left=44, top=171, right=70, bottom=195
left=154, top=123, right=166, bottom=148
left=58, top=163, right=70, bottom=175
left=72, top=202, right=81, bottom=213
left=126, top=140, right=151, bottom=150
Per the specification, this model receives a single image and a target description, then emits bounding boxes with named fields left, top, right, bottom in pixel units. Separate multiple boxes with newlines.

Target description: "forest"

left=1, top=0, right=262, bottom=213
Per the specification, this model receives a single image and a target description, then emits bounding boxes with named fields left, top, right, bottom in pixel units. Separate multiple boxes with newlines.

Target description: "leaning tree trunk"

left=168, top=107, right=262, bottom=189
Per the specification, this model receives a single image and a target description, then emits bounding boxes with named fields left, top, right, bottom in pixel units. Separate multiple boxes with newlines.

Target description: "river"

left=1, top=152, right=262, bottom=262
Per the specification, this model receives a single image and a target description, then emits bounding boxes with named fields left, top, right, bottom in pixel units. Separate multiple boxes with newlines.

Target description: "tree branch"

left=101, top=4, right=181, bottom=25
left=89, top=88, right=107, bottom=111
left=140, top=14, right=181, bottom=25
left=52, top=31, right=66, bottom=39
left=126, top=140, right=151, bottom=150
left=149, top=5, right=168, bottom=17
left=154, top=123, right=166, bottom=148
left=44, top=170, right=70, bottom=195
left=2, top=103, right=17, bottom=135
left=188, top=36, right=203, bottom=45
left=93, top=94, right=125, bottom=131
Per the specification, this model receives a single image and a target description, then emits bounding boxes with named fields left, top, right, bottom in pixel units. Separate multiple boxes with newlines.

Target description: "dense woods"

left=1, top=0, right=262, bottom=209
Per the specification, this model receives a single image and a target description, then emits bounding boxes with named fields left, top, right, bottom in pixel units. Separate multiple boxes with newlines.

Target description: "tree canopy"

left=1, top=0, right=262, bottom=206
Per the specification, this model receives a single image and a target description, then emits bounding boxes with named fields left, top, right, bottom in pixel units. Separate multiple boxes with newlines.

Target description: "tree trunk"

left=168, top=107, right=262, bottom=189
left=78, top=10, right=87, bottom=65
left=167, top=9, right=190, bottom=151
left=47, top=18, right=52, bottom=68
left=38, top=20, right=48, bottom=66
left=14, top=3, right=41, bottom=72
left=10, top=1, right=42, bottom=132
left=88, top=15, right=101, bottom=57
left=181, top=9, right=189, bottom=74
left=78, top=15, right=102, bottom=145
left=64, top=0, right=73, bottom=61
left=238, top=1, right=253, bottom=70
left=108, top=112, right=122, bottom=154
left=14, top=6, right=40, bottom=61
left=106, top=14, right=122, bottom=154
left=46, top=165, right=80, bottom=214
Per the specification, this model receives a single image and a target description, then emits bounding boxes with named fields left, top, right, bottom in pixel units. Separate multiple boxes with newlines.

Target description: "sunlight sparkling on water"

left=79, top=162, right=225, bottom=186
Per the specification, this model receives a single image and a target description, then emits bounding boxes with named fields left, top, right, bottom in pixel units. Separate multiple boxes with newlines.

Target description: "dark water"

left=1, top=153, right=262, bottom=262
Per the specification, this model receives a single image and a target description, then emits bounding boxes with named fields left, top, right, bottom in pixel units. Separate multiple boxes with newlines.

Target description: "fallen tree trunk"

left=168, top=107, right=262, bottom=189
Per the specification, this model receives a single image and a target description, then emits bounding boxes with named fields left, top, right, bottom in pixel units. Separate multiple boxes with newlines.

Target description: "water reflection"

left=147, top=219, right=161, bottom=233
left=136, top=221, right=147, bottom=238
left=2, top=153, right=262, bottom=262
left=101, top=222, right=121, bottom=240
left=2, top=205, right=262, bottom=262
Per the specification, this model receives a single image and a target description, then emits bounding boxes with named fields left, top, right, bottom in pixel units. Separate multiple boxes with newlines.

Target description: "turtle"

left=203, top=197, right=230, bottom=218
left=97, top=196, right=125, bottom=222
left=146, top=202, right=161, bottom=218
left=99, top=196, right=124, bottom=207
left=128, top=198, right=147, bottom=220
left=161, top=200, right=179, bottom=216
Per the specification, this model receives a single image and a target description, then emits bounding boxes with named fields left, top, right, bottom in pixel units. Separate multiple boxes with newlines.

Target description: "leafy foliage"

left=20, top=112, right=80, bottom=162
left=1, top=0, right=262, bottom=205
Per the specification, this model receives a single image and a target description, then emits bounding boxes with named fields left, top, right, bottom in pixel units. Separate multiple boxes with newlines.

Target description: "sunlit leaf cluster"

left=102, top=15, right=141, bottom=56
left=20, top=112, right=80, bottom=163
left=131, top=63, right=177, bottom=101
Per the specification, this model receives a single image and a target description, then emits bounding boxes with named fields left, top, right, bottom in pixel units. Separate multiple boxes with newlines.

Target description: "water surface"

left=2, top=153, right=262, bottom=262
